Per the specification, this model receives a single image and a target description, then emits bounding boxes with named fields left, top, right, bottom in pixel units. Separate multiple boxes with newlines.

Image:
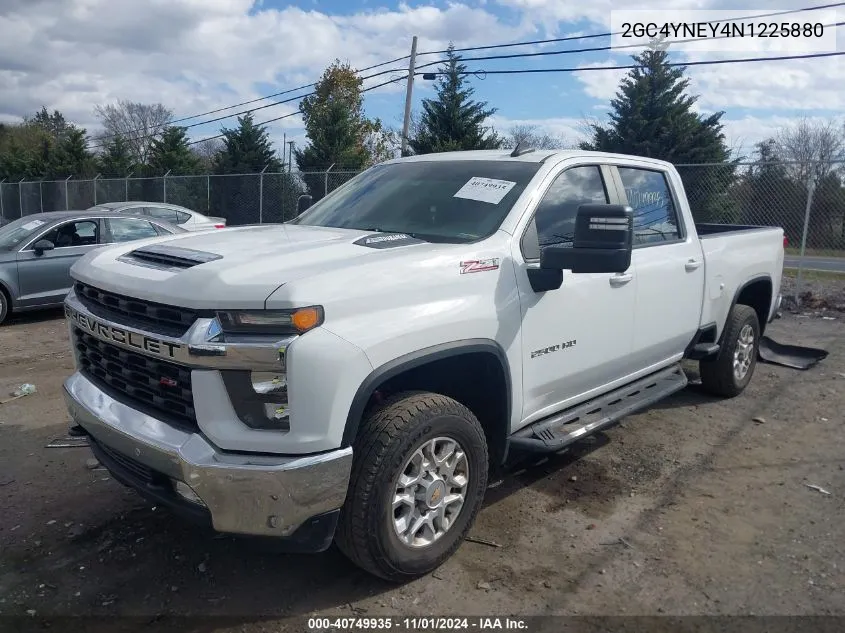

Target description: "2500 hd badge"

left=65, top=305, right=182, bottom=359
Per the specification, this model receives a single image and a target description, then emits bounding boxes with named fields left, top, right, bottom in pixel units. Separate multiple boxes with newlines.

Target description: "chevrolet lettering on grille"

left=65, top=305, right=183, bottom=359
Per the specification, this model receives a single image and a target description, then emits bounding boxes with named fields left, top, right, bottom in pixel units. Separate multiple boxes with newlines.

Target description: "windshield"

left=290, top=160, right=542, bottom=243
left=0, top=216, right=51, bottom=251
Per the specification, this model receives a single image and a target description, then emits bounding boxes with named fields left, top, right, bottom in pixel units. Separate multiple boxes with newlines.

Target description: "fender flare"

left=341, top=339, right=513, bottom=453
left=719, top=274, right=773, bottom=345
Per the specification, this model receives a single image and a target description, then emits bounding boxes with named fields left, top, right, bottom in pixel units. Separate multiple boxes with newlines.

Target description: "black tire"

left=0, top=287, right=9, bottom=325
left=699, top=304, right=760, bottom=398
left=335, top=391, right=489, bottom=582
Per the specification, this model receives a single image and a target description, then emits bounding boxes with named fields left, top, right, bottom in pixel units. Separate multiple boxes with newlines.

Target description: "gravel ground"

left=0, top=308, right=844, bottom=632
left=781, top=274, right=845, bottom=312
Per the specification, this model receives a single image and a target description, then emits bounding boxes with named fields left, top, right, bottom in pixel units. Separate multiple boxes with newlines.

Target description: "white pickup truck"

left=61, top=149, right=784, bottom=581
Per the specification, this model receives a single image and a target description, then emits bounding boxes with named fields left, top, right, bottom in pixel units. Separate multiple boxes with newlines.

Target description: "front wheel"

left=699, top=304, right=760, bottom=397
left=335, top=392, right=489, bottom=582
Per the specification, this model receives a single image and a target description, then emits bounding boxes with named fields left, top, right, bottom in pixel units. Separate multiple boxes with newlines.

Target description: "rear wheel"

left=699, top=304, right=760, bottom=397
left=0, top=288, right=9, bottom=325
left=335, top=391, right=488, bottom=582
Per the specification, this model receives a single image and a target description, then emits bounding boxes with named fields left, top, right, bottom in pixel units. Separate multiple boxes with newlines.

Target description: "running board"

left=509, top=364, right=688, bottom=454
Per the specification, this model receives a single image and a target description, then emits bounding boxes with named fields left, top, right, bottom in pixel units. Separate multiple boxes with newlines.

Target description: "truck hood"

left=69, top=224, right=455, bottom=309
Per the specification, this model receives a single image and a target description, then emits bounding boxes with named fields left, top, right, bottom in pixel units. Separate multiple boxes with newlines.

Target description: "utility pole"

left=287, top=141, right=295, bottom=174
left=401, top=35, right=418, bottom=157
left=282, top=132, right=287, bottom=170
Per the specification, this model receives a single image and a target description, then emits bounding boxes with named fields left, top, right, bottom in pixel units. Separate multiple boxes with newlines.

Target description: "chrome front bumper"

left=64, top=372, right=352, bottom=539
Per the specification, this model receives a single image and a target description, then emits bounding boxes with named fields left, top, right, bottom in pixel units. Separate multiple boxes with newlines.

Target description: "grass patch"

left=785, top=247, right=845, bottom=258
left=783, top=268, right=845, bottom=281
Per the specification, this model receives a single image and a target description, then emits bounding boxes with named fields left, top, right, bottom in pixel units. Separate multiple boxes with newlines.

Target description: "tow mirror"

left=540, top=204, right=633, bottom=274
left=33, top=239, right=55, bottom=255
left=297, top=194, right=313, bottom=215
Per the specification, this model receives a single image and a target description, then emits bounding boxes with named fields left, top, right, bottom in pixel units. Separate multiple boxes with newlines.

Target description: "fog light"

left=251, top=372, right=287, bottom=396
left=264, top=403, right=289, bottom=423
left=173, top=480, right=206, bottom=506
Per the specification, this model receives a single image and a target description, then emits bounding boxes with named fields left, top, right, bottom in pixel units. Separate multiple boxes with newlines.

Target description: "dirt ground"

left=1, top=307, right=844, bottom=631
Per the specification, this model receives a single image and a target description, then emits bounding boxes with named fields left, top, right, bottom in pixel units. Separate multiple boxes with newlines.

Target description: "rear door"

left=16, top=218, right=104, bottom=306
left=610, top=164, right=705, bottom=368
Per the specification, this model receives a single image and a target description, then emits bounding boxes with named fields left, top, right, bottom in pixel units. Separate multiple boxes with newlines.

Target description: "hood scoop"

left=118, top=244, right=223, bottom=271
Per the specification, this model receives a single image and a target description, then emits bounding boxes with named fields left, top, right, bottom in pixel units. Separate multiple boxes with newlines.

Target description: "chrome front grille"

left=73, top=327, right=197, bottom=431
left=74, top=282, right=204, bottom=337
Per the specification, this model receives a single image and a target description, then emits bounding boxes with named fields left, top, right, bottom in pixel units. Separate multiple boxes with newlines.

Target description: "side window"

left=150, top=222, right=175, bottom=235
left=617, top=167, right=681, bottom=245
left=119, top=206, right=148, bottom=216
left=41, top=220, right=99, bottom=248
left=174, top=211, right=191, bottom=224
left=146, top=207, right=180, bottom=223
left=107, top=218, right=160, bottom=243
left=525, top=166, right=609, bottom=258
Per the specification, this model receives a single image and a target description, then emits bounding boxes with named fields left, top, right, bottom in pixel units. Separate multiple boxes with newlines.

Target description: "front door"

left=16, top=219, right=103, bottom=307
left=513, top=163, right=638, bottom=425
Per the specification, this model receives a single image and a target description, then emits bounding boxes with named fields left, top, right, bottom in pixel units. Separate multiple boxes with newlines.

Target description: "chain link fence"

left=675, top=159, right=845, bottom=254
left=0, top=169, right=362, bottom=226
left=2, top=161, right=843, bottom=291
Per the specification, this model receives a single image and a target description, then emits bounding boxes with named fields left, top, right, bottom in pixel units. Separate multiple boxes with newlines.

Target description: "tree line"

left=1, top=41, right=842, bottom=240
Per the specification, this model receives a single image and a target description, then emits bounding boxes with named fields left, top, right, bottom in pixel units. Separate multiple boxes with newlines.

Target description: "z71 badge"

left=531, top=339, right=576, bottom=359
left=460, top=258, right=500, bottom=274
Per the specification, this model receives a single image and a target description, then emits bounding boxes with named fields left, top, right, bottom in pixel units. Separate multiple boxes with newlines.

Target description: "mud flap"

left=758, top=336, right=829, bottom=370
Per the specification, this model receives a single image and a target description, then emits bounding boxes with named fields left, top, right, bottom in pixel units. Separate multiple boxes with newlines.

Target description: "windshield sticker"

left=453, top=177, right=516, bottom=205
left=21, top=219, right=46, bottom=231
left=353, top=233, right=424, bottom=249
left=460, top=258, right=500, bottom=274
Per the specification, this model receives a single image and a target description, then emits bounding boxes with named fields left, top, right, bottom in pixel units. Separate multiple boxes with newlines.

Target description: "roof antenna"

left=510, top=141, right=535, bottom=158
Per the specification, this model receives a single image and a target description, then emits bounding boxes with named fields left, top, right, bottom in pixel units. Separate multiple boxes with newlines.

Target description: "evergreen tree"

left=149, top=126, right=199, bottom=175
left=97, top=135, right=135, bottom=177
left=581, top=45, right=736, bottom=221
left=29, top=106, right=78, bottom=145
left=210, top=114, right=301, bottom=224
left=409, top=44, right=502, bottom=155
left=45, top=127, right=95, bottom=179
left=214, top=113, right=282, bottom=174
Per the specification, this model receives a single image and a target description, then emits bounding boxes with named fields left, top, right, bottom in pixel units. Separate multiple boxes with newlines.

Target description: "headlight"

left=216, top=306, right=324, bottom=335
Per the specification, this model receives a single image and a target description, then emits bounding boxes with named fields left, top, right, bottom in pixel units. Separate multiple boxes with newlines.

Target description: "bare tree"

left=501, top=123, right=569, bottom=150
left=93, top=100, right=173, bottom=165
left=775, top=117, right=845, bottom=185
left=190, top=137, right=224, bottom=171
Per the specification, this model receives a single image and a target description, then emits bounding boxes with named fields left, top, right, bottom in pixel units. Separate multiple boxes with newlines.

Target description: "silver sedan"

left=0, top=210, right=185, bottom=324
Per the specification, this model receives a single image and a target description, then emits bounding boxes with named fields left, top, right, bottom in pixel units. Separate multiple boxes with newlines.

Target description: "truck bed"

left=695, top=222, right=778, bottom=237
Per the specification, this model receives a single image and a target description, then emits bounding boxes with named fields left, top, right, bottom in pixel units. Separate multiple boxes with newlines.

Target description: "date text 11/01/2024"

left=307, top=617, right=529, bottom=630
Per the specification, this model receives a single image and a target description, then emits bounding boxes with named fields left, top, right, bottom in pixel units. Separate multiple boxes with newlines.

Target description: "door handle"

left=609, top=272, right=633, bottom=287
left=685, top=258, right=702, bottom=272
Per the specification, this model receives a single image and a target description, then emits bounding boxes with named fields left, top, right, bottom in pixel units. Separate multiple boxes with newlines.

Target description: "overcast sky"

left=1, top=0, right=842, bottom=159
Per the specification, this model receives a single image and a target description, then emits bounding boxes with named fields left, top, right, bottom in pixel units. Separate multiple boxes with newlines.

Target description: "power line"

left=419, top=50, right=845, bottom=77
left=414, top=20, right=844, bottom=71
left=92, top=2, right=844, bottom=150
left=161, top=54, right=411, bottom=128
left=415, top=1, right=845, bottom=56
left=186, top=75, right=409, bottom=146
left=92, top=66, right=408, bottom=150
left=186, top=48, right=844, bottom=147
